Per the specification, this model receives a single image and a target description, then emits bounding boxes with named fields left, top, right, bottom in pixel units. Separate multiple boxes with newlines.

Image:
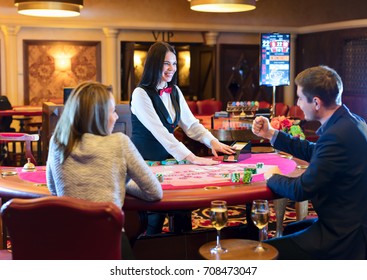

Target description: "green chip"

left=231, top=172, right=241, bottom=182
left=244, top=166, right=257, bottom=174
left=161, top=159, right=177, bottom=165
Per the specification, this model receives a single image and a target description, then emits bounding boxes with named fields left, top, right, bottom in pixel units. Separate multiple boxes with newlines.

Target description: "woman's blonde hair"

left=53, top=81, right=113, bottom=163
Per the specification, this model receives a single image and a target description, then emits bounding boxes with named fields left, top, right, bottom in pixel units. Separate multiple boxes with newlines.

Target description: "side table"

left=199, top=239, right=279, bottom=260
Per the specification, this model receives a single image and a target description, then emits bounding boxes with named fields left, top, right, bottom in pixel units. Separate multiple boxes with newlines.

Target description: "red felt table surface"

left=0, top=153, right=307, bottom=211
left=15, top=167, right=46, bottom=184
left=152, top=153, right=296, bottom=190
left=13, top=153, right=296, bottom=190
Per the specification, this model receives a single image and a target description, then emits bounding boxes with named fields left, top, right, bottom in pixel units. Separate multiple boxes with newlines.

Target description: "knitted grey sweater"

left=46, top=133, right=163, bottom=208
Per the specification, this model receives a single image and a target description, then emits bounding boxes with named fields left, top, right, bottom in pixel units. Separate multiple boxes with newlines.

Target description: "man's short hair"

left=295, top=65, right=343, bottom=107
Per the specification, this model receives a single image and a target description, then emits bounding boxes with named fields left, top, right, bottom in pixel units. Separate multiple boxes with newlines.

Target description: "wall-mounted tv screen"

left=260, top=33, right=291, bottom=87
left=63, top=87, right=74, bottom=104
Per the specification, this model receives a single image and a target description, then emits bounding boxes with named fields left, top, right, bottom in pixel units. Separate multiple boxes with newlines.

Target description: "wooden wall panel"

left=219, top=44, right=285, bottom=108
left=296, top=28, right=367, bottom=120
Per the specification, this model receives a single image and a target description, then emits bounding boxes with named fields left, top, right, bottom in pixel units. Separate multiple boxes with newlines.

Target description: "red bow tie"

left=159, top=87, right=172, bottom=96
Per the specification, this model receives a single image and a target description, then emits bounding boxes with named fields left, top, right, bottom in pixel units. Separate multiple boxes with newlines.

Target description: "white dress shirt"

left=131, top=85, right=216, bottom=161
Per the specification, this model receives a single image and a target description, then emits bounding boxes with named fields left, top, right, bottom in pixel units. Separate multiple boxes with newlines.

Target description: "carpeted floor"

left=163, top=200, right=317, bottom=239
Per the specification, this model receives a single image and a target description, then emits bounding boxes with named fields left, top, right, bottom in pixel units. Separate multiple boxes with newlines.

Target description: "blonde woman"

left=46, top=81, right=162, bottom=208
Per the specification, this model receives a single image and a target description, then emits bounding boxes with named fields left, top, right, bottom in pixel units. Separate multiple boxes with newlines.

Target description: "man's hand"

left=264, top=166, right=282, bottom=181
left=252, top=116, right=276, bottom=140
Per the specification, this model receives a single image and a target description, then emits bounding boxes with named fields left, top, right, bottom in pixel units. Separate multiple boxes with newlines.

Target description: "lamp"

left=189, top=0, right=256, bottom=13
left=14, top=0, right=83, bottom=17
left=55, top=53, right=71, bottom=71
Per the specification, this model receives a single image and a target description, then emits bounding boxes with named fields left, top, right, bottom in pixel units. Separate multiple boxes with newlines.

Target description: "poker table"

left=0, top=152, right=307, bottom=210
left=0, top=152, right=308, bottom=247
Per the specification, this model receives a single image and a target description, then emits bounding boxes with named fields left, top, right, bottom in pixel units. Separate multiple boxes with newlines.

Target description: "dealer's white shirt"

left=131, top=85, right=216, bottom=161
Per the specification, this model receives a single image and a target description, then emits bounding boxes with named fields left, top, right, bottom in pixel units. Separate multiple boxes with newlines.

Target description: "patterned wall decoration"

left=23, top=41, right=101, bottom=105
left=343, top=39, right=367, bottom=95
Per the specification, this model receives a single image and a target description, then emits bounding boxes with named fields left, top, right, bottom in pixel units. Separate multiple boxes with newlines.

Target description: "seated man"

left=252, top=65, right=367, bottom=259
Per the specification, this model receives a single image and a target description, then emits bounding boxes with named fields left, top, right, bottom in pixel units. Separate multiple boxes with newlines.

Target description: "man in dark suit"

left=252, top=65, right=367, bottom=259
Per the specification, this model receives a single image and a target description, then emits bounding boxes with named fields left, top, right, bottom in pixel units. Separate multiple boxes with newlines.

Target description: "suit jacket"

left=268, top=104, right=367, bottom=259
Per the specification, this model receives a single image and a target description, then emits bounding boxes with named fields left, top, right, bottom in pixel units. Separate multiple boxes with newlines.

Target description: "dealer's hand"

left=185, top=153, right=220, bottom=165
left=210, top=139, right=236, bottom=158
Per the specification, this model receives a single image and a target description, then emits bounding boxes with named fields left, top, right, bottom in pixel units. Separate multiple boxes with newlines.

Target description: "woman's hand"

left=185, top=153, right=220, bottom=165
left=210, top=139, right=236, bottom=157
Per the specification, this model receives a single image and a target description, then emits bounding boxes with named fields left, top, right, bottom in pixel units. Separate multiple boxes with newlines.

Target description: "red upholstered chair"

left=196, top=99, right=222, bottom=115
left=186, top=100, right=198, bottom=115
left=0, top=133, right=39, bottom=166
left=288, top=105, right=305, bottom=120
left=274, top=103, right=289, bottom=116
left=258, top=101, right=271, bottom=109
left=0, top=249, right=12, bottom=260
left=0, top=196, right=124, bottom=260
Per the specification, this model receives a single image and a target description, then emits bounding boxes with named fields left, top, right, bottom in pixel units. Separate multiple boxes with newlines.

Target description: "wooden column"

left=102, top=28, right=119, bottom=101
left=283, top=33, right=297, bottom=107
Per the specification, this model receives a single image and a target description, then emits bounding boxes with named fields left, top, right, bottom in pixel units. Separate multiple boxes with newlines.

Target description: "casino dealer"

left=130, top=42, right=235, bottom=235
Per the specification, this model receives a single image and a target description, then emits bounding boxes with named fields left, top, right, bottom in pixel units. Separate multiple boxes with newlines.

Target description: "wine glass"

left=210, top=200, right=228, bottom=254
left=251, top=199, right=270, bottom=252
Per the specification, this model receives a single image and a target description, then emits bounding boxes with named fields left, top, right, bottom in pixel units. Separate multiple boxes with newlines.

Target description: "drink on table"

left=209, top=200, right=228, bottom=254
left=251, top=199, right=270, bottom=252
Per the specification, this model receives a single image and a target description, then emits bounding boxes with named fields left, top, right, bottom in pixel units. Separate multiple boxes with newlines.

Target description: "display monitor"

left=259, top=33, right=291, bottom=87
left=63, top=87, right=74, bottom=104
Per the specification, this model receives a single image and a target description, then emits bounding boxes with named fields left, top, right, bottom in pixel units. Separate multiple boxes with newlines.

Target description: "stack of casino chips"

left=146, top=161, right=161, bottom=166
left=231, top=172, right=241, bottom=182
left=242, top=171, right=252, bottom=184
left=244, top=165, right=257, bottom=175
left=146, top=159, right=190, bottom=166
left=242, top=164, right=262, bottom=184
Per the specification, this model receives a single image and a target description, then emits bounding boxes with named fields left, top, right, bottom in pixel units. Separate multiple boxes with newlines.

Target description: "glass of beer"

left=251, top=199, right=270, bottom=252
left=210, top=200, right=228, bottom=254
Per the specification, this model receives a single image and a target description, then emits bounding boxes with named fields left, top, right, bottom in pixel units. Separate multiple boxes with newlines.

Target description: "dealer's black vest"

left=131, top=86, right=181, bottom=161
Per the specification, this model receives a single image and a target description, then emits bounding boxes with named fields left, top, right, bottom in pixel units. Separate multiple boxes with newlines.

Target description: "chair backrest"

left=288, top=105, right=305, bottom=120
left=1, top=196, right=124, bottom=260
left=186, top=100, right=198, bottom=114
left=0, top=96, right=14, bottom=132
left=0, top=132, right=39, bottom=165
left=274, top=103, right=289, bottom=116
left=196, top=99, right=222, bottom=115
left=258, top=101, right=271, bottom=109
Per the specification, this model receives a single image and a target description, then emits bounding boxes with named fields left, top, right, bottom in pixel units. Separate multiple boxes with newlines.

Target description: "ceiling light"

left=189, top=0, right=256, bottom=13
left=14, top=0, right=83, bottom=17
